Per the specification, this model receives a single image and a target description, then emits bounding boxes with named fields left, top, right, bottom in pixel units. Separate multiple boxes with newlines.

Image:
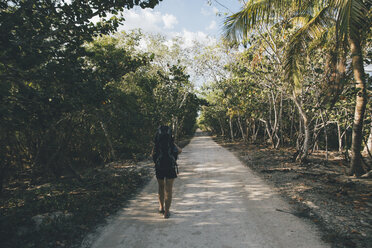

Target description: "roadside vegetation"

left=1, top=1, right=198, bottom=247
left=200, top=0, right=371, bottom=176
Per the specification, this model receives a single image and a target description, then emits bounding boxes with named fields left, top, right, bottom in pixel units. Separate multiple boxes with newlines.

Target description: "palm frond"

left=223, top=0, right=292, bottom=43
left=285, top=6, right=331, bottom=88
left=307, top=27, right=332, bottom=51
left=331, top=0, right=369, bottom=40
left=285, top=35, right=304, bottom=90
left=291, top=15, right=312, bottom=26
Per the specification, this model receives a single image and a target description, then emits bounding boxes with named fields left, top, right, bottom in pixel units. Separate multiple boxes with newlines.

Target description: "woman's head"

left=158, top=125, right=172, bottom=136
left=156, top=125, right=173, bottom=147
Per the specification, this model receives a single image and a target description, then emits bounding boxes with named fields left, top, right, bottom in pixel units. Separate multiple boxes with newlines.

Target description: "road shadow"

left=86, top=134, right=328, bottom=248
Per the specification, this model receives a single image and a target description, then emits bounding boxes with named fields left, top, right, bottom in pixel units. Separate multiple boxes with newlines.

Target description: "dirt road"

left=85, top=134, right=329, bottom=248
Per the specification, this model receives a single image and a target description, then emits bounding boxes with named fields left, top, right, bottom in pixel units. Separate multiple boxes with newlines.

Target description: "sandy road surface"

left=85, top=134, right=328, bottom=248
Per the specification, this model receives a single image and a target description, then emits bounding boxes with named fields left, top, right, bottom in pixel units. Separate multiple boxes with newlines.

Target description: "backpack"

left=153, top=126, right=179, bottom=173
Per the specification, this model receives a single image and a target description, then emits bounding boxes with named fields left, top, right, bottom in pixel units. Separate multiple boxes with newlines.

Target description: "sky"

left=114, top=0, right=372, bottom=78
left=118, top=0, right=243, bottom=47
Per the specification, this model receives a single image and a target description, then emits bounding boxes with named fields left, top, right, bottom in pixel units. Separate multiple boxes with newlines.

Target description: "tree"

left=223, top=0, right=370, bottom=175
left=0, top=1, right=163, bottom=187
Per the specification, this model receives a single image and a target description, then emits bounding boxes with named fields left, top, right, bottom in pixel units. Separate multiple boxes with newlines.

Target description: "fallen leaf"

left=360, top=193, right=372, bottom=197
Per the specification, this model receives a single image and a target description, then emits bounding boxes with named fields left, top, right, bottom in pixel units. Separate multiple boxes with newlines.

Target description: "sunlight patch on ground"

left=244, top=184, right=276, bottom=201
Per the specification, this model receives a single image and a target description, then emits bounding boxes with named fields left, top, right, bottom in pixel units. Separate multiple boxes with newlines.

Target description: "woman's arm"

left=174, top=144, right=182, bottom=154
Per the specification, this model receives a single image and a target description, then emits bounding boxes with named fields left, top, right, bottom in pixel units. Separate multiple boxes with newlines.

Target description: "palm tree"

left=224, top=0, right=370, bottom=176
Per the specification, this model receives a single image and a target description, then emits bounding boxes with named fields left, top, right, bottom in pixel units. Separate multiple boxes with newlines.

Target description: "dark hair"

left=158, top=125, right=172, bottom=136
left=156, top=126, right=173, bottom=146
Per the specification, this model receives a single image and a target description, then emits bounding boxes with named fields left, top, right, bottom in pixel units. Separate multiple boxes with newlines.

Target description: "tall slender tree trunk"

left=337, top=121, right=343, bottom=152
left=302, top=119, right=310, bottom=161
left=290, top=104, right=295, bottom=142
left=254, top=122, right=260, bottom=142
left=251, top=120, right=258, bottom=143
left=292, top=92, right=310, bottom=162
left=174, top=117, right=180, bottom=142
left=312, top=118, right=319, bottom=153
left=100, top=121, right=116, bottom=161
left=218, top=118, right=225, bottom=137
left=229, top=115, right=234, bottom=141
left=364, top=118, right=372, bottom=155
left=269, top=91, right=280, bottom=148
left=349, top=37, right=367, bottom=176
left=296, top=110, right=302, bottom=150
left=320, top=109, right=328, bottom=161
left=237, top=114, right=246, bottom=140
left=278, top=92, right=283, bottom=147
left=259, top=118, right=274, bottom=148
left=246, top=118, right=250, bottom=141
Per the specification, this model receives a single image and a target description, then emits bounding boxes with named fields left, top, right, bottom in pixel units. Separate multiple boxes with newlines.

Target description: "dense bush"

left=0, top=0, right=199, bottom=191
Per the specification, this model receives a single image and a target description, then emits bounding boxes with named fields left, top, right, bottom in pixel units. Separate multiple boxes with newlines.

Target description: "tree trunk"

left=279, top=92, right=283, bottom=147
left=270, top=91, right=279, bottom=146
left=259, top=118, right=274, bottom=148
left=173, top=116, right=180, bottom=142
left=290, top=104, right=295, bottom=141
left=363, top=117, right=372, bottom=156
left=302, top=119, right=310, bottom=162
left=337, top=121, right=343, bottom=152
left=218, top=118, right=225, bottom=137
left=254, top=122, right=260, bottom=142
left=296, top=110, right=302, bottom=150
left=229, top=115, right=234, bottom=141
left=100, top=121, right=116, bottom=161
left=237, top=115, right=246, bottom=140
left=251, top=120, right=258, bottom=143
left=246, top=118, right=250, bottom=141
left=312, top=118, right=319, bottom=152
left=349, top=37, right=367, bottom=176
left=292, top=91, right=310, bottom=162
left=320, top=109, right=328, bottom=162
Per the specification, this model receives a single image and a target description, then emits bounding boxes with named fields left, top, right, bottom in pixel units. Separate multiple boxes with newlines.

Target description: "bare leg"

left=157, top=179, right=165, bottom=212
left=164, top=178, right=175, bottom=217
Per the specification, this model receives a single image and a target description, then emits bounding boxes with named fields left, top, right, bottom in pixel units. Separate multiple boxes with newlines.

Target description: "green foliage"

left=202, top=15, right=371, bottom=155
left=219, top=0, right=370, bottom=169
left=0, top=0, right=199, bottom=194
left=0, top=1, right=200, bottom=245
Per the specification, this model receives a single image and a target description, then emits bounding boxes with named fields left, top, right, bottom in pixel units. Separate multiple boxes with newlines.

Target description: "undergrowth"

left=0, top=164, right=153, bottom=248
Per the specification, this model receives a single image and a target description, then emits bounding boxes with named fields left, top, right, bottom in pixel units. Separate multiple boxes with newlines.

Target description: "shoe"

left=158, top=209, right=165, bottom=214
left=164, top=211, right=170, bottom=219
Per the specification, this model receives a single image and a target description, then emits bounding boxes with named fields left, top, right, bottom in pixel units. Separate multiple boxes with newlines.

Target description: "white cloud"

left=177, top=29, right=216, bottom=48
left=119, top=9, right=179, bottom=33
left=120, top=8, right=163, bottom=33
left=149, top=29, right=216, bottom=49
left=118, top=9, right=216, bottom=49
left=206, top=20, right=217, bottom=30
left=162, top=14, right=178, bottom=29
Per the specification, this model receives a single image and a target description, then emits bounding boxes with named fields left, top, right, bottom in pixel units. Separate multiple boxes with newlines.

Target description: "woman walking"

left=152, top=125, right=181, bottom=219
